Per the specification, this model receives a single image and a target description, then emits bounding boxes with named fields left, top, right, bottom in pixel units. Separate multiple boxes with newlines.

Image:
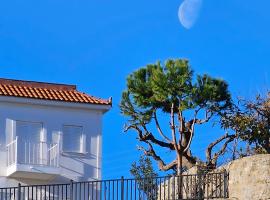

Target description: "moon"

left=178, top=0, right=202, bottom=29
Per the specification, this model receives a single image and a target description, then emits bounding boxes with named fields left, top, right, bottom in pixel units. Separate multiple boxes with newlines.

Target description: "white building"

left=0, top=78, right=111, bottom=187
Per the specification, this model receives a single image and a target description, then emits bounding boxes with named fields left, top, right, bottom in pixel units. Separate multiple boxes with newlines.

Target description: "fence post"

left=223, top=171, right=227, bottom=198
left=18, top=183, right=21, bottom=200
left=121, top=176, right=124, bottom=200
left=197, top=172, right=203, bottom=199
left=70, top=180, right=73, bottom=200
left=179, top=174, right=183, bottom=199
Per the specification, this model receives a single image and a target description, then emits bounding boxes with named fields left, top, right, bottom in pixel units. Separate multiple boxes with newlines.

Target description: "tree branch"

left=206, top=133, right=237, bottom=166
left=153, top=110, right=171, bottom=143
left=183, top=109, right=200, bottom=153
left=138, top=142, right=177, bottom=171
left=177, top=110, right=184, bottom=134
left=193, top=110, right=214, bottom=125
left=124, top=124, right=175, bottom=150
left=170, top=103, right=178, bottom=151
left=212, top=136, right=235, bottom=164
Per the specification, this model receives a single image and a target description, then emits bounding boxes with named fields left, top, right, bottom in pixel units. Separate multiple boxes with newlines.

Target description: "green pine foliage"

left=120, top=59, right=231, bottom=122
left=120, top=58, right=232, bottom=172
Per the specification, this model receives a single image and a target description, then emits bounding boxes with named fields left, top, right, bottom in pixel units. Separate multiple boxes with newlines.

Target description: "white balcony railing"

left=7, top=137, right=59, bottom=168
left=7, top=137, right=17, bottom=166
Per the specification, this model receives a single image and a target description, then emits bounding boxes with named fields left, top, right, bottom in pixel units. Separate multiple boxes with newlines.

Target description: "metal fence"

left=0, top=171, right=228, bottom=200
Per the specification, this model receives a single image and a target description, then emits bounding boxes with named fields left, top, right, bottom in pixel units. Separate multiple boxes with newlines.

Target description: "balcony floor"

left=7, top=164, right=60, bottom=181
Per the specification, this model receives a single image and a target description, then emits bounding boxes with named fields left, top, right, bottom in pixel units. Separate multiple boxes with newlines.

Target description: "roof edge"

left=0, top=96, right=111, bottom=112
left=0, top=78, right=77, bottom=91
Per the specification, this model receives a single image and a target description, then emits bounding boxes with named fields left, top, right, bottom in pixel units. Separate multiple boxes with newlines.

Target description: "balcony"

left=6, top=137, right=60, bottom=180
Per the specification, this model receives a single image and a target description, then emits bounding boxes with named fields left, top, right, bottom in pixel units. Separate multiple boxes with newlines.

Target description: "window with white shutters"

left=62, top=125, right=86, bottom=154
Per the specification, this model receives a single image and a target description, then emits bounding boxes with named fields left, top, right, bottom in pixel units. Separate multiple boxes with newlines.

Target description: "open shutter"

left=53, top=131, right=63, bottom=152
left=80, top=134, right=86, bottom=154
left=40, top=128, right=47, bottom=143
left=6, top=119, right=16, bottom=144
left=39, top=127, right=47, bottom=165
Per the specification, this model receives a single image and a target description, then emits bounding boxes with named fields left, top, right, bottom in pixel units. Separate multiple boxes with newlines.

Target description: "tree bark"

left=170, top=103, right=182, bottom=175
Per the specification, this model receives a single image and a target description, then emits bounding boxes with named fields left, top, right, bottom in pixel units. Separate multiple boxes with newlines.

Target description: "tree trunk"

left=179, top=151, right=183, bottom=199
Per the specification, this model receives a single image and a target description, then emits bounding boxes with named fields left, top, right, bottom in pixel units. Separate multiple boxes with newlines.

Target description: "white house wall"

left=0, top=100, right=105, bottom=187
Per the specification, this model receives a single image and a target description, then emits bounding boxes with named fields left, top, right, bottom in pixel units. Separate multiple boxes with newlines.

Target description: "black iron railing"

left=0, top=171, right=228, bottom=200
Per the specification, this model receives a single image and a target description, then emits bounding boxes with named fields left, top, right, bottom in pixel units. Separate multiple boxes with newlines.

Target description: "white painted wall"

left=0, top=96, right=110, bottom=187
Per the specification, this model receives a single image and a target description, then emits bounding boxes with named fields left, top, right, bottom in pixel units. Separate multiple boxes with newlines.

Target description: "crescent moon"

left=178, top=0, right=202, bottom=29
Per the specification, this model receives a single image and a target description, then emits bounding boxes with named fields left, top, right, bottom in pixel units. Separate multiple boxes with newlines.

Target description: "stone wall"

left=157, top=154, right=270, bottom=200
left=216, top=154, right=270, bottom=200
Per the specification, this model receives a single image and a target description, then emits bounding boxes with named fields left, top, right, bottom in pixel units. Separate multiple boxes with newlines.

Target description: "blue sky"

left=0, top=0, right=270, bottom=179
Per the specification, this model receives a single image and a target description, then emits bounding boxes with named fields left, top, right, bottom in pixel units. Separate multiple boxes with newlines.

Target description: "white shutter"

left=39, top=126, right=47, bottom=165
left=52, top=131, right=61, bottom=143
left=40, top=129, right=47, bottom=143
left=58, top=132, right=63, bottom=152
left=63, top=125, right=86, bottom=153
left=63, top=126, right=83, bottom=153
left=52, top=131, right=63, bottom=151
left=6, top=119, right=16, bottom=144
left=80, top=134, right=86, bottom=154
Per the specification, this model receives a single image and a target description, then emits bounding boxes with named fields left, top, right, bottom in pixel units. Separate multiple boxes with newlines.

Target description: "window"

left=62, top=125, right=86, bottom=154
left=16, top=121, right=43, bottom=143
